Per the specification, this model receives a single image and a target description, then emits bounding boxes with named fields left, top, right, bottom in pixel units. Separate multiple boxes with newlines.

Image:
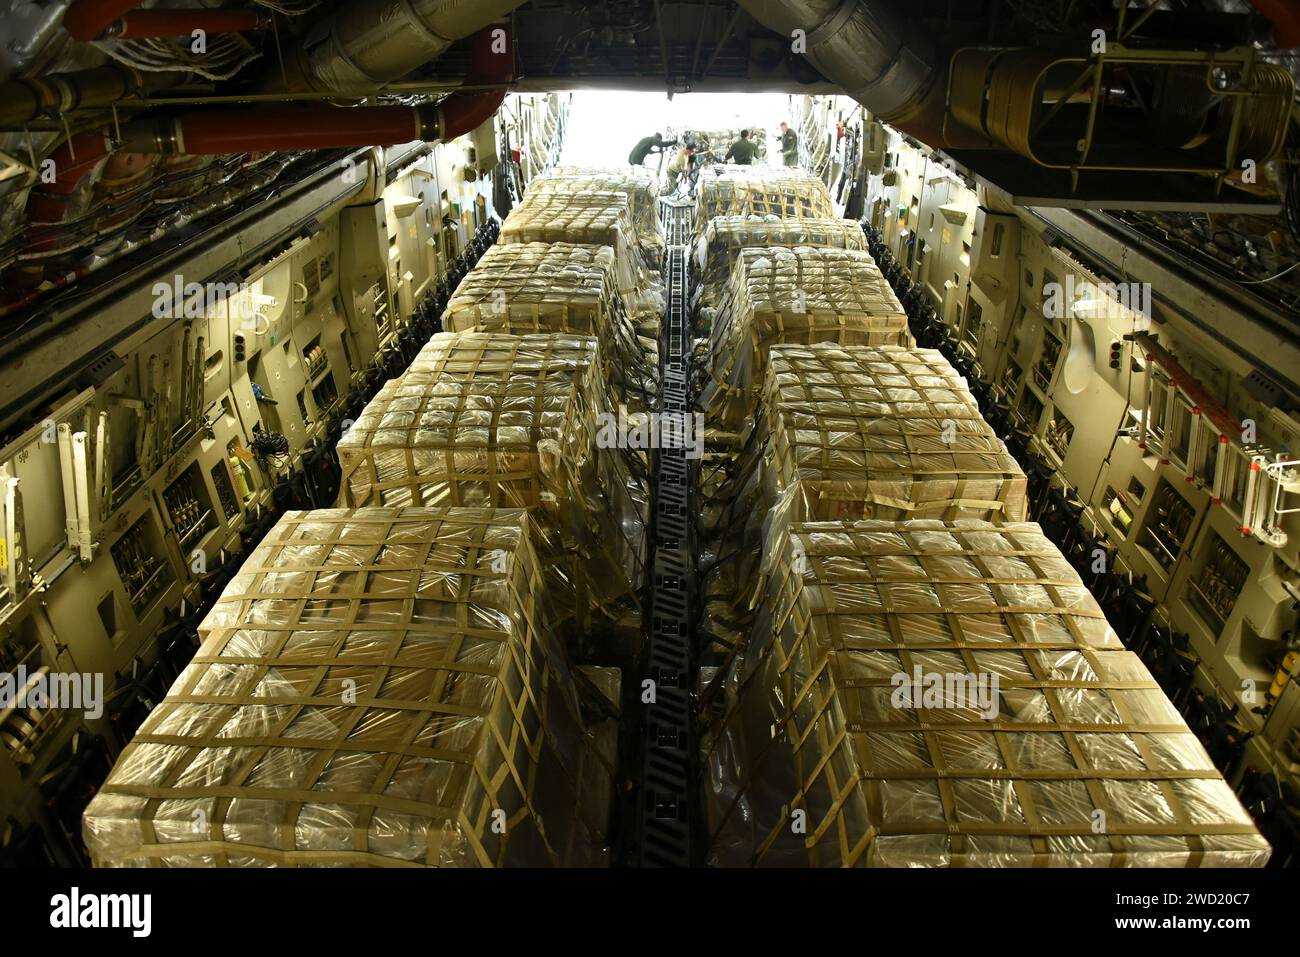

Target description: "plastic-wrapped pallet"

left=764, top=344, right=1028, bottom=522
left=699, top=247, right=910, bottom=434
left=694, top=166, right=835, bottom=234
left=335, top=332, right=647, bottom=630
left=500, top=188, right=664, bottom=325
left=696, top=342, right=1024, bottom=657
left=442, top=242, right=656, bottom=408
left=531, top=166, right=664, bottom=266
left=83, top=507, right=618, bottom=867
left=704, top=518, right=1272, bottom=867
left=694, top=215, right=867, bottom=309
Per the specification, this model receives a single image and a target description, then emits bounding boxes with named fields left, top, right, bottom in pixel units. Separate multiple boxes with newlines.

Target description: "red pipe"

left=63, top=0, right=144, bottom=41
left=7, top=132, right=114, bottom=291
left=1250, top=0, right=1300, bottom=48
left=433, top=21, right=513, bottom=139
left=119, top=22, right=515, bottom=154
left=25, top=133, right=114, bottom=249
left=121, top=94, right=511, bottom=154
left=122, top=105, right=431, bottom=154
left=439, top=90, right=508, bottom=140
left=107, top=8, right=266, bottom=39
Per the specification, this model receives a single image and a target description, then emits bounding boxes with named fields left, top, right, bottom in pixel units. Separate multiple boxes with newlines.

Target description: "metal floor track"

left=636, top=200, right=696, bottom=866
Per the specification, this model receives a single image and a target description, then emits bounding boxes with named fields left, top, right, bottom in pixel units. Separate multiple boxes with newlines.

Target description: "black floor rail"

left=637, top=200, right=696, bottom=866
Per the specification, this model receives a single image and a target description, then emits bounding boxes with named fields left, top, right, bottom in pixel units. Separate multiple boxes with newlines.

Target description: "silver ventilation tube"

left=282, top=0, right=528, bottom=95
left=736, top=0, right=948, bottom=144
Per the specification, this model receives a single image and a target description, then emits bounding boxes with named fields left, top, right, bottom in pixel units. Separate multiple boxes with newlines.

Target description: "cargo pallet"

left=637, top=200, right=697, bottom=866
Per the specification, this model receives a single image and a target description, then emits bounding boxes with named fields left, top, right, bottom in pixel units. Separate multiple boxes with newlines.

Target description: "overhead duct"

left=0, top=64, right=186, bottom=129
left=10, top=132, right=113, bottom=291
left=62, top=0, right=145, bottom=41
left=102, top=8, right=269, bottom=39
left=38, top=0, right=526, bottom=122
left=947, top=47, right=1295, bottom=171
left=1250, top=0, right=1300, bottom=48
left=734, top=0, right=949, bottom=145
left=274, top=0, right=527, bottom=96
left=119, top=23, right=513, bottom=154
left=120, top=103, right=446, bottom=154
left=738, top=0, right=1293, bottom=189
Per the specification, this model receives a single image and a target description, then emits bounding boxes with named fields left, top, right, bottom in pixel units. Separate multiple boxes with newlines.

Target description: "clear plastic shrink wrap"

left=335, top=333, right=648, bottom=631
left=694, top=215, right=868, bottom=311
left=764, top=344, right=1029, bottom=522
left=442, top=242, right=656, bottom=409
left=697, top=342, right=1026, bottom=658
left=83, top=507, right=618, bottom=867
left=531, top=166, right=664, bottom=265
left=698, top=247, right=910, bottom=435
left=703, top=518, right=1272, bottom=867
left=499, top=188, right=664, bottom=325
left=694, top=166, right=836, bottom=235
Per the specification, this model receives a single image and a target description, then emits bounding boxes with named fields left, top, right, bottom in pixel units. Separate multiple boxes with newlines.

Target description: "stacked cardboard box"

left=499, top=188, right=663, bottom=323
left=705, top=518, right=1272, bottom=867
left=695, top=215, right=867, bottom=308
left=699, top=247, right=910, bottom=434
left=694, top=167, right=835, bottom=232
left=531, top=166, right=664, bottom=265
left=764, top=344, right=1028, bottom=522
left=698, top=342, right=1024, bottom=656
left=442, top=242, right=656, bottom=408
left=83, top=507, right=618, bottom=867
left=334, top=332, right=647, bottom=628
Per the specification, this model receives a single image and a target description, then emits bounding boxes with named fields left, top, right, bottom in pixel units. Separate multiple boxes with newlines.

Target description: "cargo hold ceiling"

left=1, top=0, right=1299, bottom=323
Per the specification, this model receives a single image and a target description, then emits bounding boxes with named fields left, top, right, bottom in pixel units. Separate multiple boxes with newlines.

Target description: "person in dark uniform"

left=778, top=122, right=799, bottom=167
left=629, top=132, right=676, bottom=166
left=724, top=129, right=758, bottom=166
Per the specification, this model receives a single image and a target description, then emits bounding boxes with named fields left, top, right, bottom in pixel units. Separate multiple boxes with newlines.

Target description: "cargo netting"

left=83, top=507, right=618, bottom=867
left=697, top=247, right=910, bottom=435
left=703, top=518, right=1272, bottom=867
left=764, top=344, right=1028, bottom=522
left=334, top=332, right=648, bottom=633
left=499, top=187, right=665, bottom=331
left=694, top=215, right=868, bottom=309
left=697, top=343, right=1026, bottom=659
left=441, top=242, right=657, bottom=409
left=694, top=167, right=835, bottom=235
left=530, top=166, right=664, bottom=266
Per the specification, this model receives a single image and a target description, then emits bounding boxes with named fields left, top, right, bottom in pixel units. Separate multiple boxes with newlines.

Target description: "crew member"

left=724, top=129, right=758, bottom=166
left=629, top=132, right=676, bottom=166
left=666, top=144, right=696, bottom=193
left=778, top=122, right=799, bottom=167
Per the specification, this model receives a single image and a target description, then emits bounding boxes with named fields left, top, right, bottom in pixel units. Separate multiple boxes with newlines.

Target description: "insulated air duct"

left=274, top=0, right=527, bottom=95
left=118, top=22, right=513, bottom=154
left=62, top=0, right=144, bottom=41
left=102, top=8, right=268, bottom=39
left=734, top=0, right=948, bottom=145
left=1250, top=0, right=1300, bottom=48
left=36, top=0, right=527, bottom=123
left=119, top=103, right=442, bottom=153
left=0, top=64, right=186, bottom=129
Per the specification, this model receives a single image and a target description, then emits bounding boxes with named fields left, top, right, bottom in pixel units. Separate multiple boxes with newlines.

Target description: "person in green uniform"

left=778, top=122, right=799, bottom=167
left=724, top=129, right=758, bottom=166
left=629, top=132, right=676, bottom=166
